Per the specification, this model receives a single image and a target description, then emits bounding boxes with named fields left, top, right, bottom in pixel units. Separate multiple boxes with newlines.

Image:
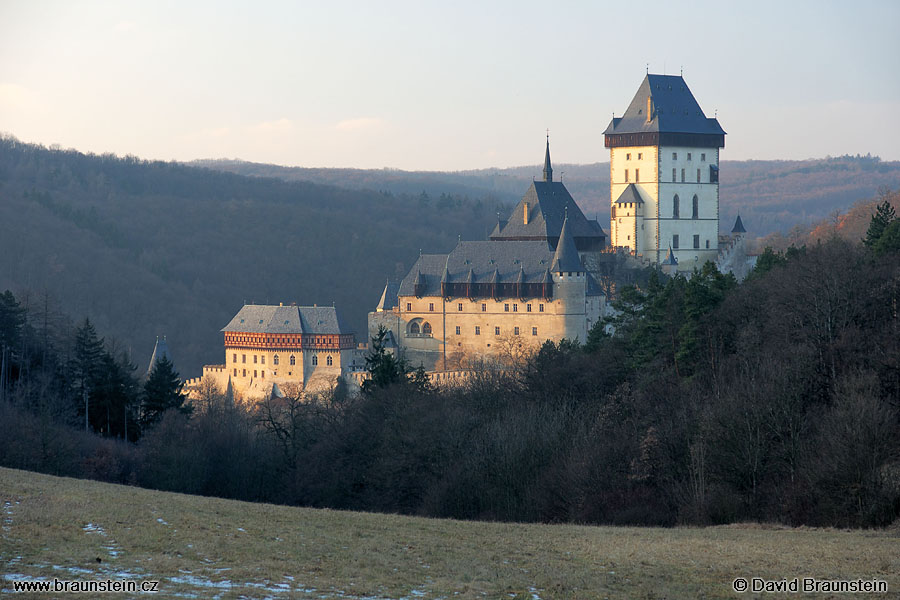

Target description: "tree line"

left=1, top=202, right=898, bottom=527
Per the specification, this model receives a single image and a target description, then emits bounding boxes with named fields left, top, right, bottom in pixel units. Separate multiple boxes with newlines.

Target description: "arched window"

left=273, top=354, right=279, bottom=365
left=326, top=355, right=333, bottom=366
left=422, top=322, right=432, bottom=335
left=289, top=355, right=295, bottom=366
left=312, top=355, right=318, bottom=366
left=692, top=195, right=699, bottom=219
left=673, top=195, right=680, bottom=219
left=409, top=322, right=420, bottom=335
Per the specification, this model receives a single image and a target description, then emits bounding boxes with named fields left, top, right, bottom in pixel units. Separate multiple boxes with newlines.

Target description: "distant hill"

left=0, top=137, right=498, bottom=376
left=194, top=155, right=900, bottom=238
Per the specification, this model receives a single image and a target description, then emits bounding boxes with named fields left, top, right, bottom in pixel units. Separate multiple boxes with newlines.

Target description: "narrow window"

left=635, top=168, right=640, bottom=182
left=681, top=168, right=685, bottom=182
left=261, top=371, right=265, bottom=378
left=513, top=303, right=517, bottom=312
left=514, top=327, right=520, bottom=336
left=701, top=153, right=706, bottom=161
left=527, top=303, right=532, bottom=312
left=495, top=326, right=500, bottom=336
left=504, top=303, right=509, bottom=312
left=475, top=326, right=481, bottom=335
left=312, top=355, right=318, bottom=366
left=455, top=326, right=461, bottom=335
left=697, top=168, right=701, bottom=183
left=532, top=327, right=538, bottom=336
left=290, top=355, right=296, bottom=366
left=626, top=153, right=631, bottom=160
left=326, top=355, right=333, bottom=366
left=624, top=169, right=629, bottom=182
left=457, top=303, right=463, bottom=311
left=673, top=195, right=680, bottom=219
left=706, top=239, right=710, bottom=249
left=233, top=353, right=237, bottom=363
left=611, top=205, right=616, bottom=218
left=261, top=356, right=265, bottom=364
left=481, top=303, right=486, bottom=312
left=423, top=322, right=432, bottom=335
left=242, top=354, right=246, bottom=364
left=693, top=234, right=700, bottom=249
left=242, top=369, right=246, bottom=377
left=673, top=234, right=679, bottom=249
left=672, top=152, right=677, bottom=160
left=637, top=152, right=643, bottom=160
left=687, top=152, right=692, bottom=161
left=429, top=302, right=434, bottom=311
left=406, top=302, right=411, bottom=311
left=233, top=368, right=237, bottom=376
left=274, top=355, right=279, bottom=365
left=672, top=168, right=676, bottom=182
left=254, top=355, right=258, bottom=364
left=539, top=304, right=544, bottom=312
left=254, top=370, right=257, bottom=378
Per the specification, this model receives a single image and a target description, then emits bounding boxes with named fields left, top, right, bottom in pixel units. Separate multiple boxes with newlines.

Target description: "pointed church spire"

left=543, top=134, right=553, bottom=182
left=731, top=214, right=746, bottom=234
left=551, top=215, right=582, bottom=273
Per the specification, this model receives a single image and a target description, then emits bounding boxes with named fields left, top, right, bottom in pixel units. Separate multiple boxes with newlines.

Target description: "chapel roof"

left=222, top=304, right=351, bottom=335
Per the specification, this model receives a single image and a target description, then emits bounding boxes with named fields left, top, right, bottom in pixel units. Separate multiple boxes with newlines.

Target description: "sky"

left=1, top=0, right=898, bottom=171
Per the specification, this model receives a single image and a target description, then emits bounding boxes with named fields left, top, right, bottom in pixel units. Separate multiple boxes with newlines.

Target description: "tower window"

left=527, top=303, right=532, bottom=312
left=692, top=195, right=699, bottom=219
left=429, top=303, right=434, bottom=312
left=326, top=355, right=333, bottom=366
left=242, top=369, right=246, bottom=377
left=261, top=356, right=265, bottom=364
left=458, top=303, right=463, bottom=311
left=254, top=370, right=257, bottom=378
left=701, top=153, right=706, bottom=161
left=290, top=355, right=295, bottom=365
left=539, top=304, right=544, bottom=312
left=697, top=168, right=701, bottom=183
left=242, top=354, right=246, bottom=364
left=673, top=194, right=680, bottom=219
left=706, top=239, right=710, bottom=249
left=637, top=152, right=643, bottom=160
left=693, top=234, right=700, bottom=249
left=681, top=168, right=685, bottom=183
left=254, top=355, right=257, bottom=364
left=672, top=168, right=677, bottom=182
left=513, top=303, right=517, bottom=312
left=624, top=169, right=629, bottom=182
left=635, top=169, right=640, bottom=182
left=274, top=355, right=279, bottom=365
left=312, top=355, right=318, bottom=366
left=672, top=152, right=677, bottom=160
left=626, top=153, right=631, bottom=160
left=687, top=153, right=692, bottom=161
left=406, top=302, right=411, bottom=311
left=673, top=234, right=679, bottom=249
left=481, top=303, right=486, bottom=312
left=233, top=353, right=237, bottom=363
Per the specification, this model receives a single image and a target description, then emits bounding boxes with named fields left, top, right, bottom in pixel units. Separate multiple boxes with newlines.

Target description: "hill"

left=195, top=155, right=900, bottom=237
left=2, top=467, right=897, bottom=599
left=0, top=137, right=498, bottom=376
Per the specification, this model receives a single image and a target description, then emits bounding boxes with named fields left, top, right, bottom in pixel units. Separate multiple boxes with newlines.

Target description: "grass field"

left=1, top=467, right=897, bottom=599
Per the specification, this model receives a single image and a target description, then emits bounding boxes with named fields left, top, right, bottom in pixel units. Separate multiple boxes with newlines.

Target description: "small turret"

left=551, top=216, right=582, bottom=273
left=731, top=215, right=746, bottom=235
left=542, top=135, right=553, bottom=182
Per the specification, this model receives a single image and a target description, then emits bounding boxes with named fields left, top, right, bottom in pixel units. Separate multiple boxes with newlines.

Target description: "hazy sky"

left=1, top=0, right=898, bottom=170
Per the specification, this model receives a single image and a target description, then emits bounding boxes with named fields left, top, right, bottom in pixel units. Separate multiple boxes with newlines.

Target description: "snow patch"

left=83, top=522, right=106, bottom=535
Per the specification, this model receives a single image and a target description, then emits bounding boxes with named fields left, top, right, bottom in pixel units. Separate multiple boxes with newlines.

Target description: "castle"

left=186, top=73, right=735, bottom=398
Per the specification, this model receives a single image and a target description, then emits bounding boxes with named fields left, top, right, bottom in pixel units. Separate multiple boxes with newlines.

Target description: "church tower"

left=605, top=74, right=725, bottom=270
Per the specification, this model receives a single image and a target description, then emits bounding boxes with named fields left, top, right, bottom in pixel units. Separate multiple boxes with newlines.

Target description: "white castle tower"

left=605, top=74, right=725, bottom=270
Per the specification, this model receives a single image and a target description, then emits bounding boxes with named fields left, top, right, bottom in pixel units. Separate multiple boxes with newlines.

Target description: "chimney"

left=646, top=96, right=653, bottom=123
left=523, top=202, right=529, bottom=225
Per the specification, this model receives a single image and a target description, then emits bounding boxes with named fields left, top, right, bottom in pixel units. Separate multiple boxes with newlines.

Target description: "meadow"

left=2, top=467, right=897, bottom=599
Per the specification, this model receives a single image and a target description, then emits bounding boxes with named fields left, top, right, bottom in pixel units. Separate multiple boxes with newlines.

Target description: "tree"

left=864, top=198, right=896, bottom=249
left=361, top=326, right=409, bottom=393
left=873, top=219, right=900, bottom=256
left=71, top=318, right=104, bottom=431
left=0, top=290, right=26, bottom=402
left=141, top=355, right=190, bottom=427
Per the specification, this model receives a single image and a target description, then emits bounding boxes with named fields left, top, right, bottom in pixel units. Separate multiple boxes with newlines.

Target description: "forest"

left=1, top=198, right=898, bottom=528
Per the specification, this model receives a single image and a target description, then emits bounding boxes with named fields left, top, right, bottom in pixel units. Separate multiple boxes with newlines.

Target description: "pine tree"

left=141, top=355, right=190, bottom=427
left=864, top=199, right=896, bottom=248
left=71, top=318, right=104, bottom=431
left=362, top=326, right=409, bottom=394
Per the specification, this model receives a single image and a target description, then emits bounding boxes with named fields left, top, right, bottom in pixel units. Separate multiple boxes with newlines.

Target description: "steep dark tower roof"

left=613, top=183, right=645, bottom=205
left=731, top=215, right=746, bottom=234
left=375, top=280, right=400, bottom=311
left=661, top=245, right=679, bottom=266
left=604, top=74, right=725, bottom=148
left=551, top=216, right=583, bottom=273
left=147, top=336, right=171, bottom=377
left=542, top=135, right=553, bottom=182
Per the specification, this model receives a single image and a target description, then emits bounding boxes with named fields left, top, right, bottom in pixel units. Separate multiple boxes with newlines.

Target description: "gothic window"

left=326, top=355, right=333, bottom=366
left=312, top=355, right=318, bottom=366
left=673, top=234, right=680, bottom=249
left=409, top=322, right=420, bottom=335
left=290, top=355, right=296, bottom=365
left=422, top=322, right=432, bottom=335
left=673, top=195, right=680, bottom=219
left=273, top=354, right=279, bottom=365
left=692, top=195, right=699, bottom=219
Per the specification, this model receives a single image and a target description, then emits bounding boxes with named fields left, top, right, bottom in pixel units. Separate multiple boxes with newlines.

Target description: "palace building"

left=190, top=304, right=361, bottom=400
left=606, top=74, right=725, bottom=270
left=370, top=141, right=606, bottom=369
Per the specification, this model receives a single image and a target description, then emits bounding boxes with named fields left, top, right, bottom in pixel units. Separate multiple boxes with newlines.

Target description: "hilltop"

left=2, top=467, right=897, bottom=599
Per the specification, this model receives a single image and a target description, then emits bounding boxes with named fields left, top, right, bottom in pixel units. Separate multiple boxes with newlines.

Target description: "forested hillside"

left=0, top=137, right=498, bottom=375
left=197, top=155, right=900, bottom=237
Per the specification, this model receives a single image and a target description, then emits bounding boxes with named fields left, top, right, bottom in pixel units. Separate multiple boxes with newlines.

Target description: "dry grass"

left=1, top=466, right=897, bottom=599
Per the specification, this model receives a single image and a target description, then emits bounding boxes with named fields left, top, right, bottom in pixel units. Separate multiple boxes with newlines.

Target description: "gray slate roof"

left=490, top=181, right=605, bottom=242
left=398, top=240, right=601, bottom=297
left=222, top=304, right=351, bottom=335
left=147, top=336, right=171, bottom=376
left=614, top=183, right=645, bottom=205
left=376, top=280, right=400, bottom=311
left=732, top=215, right=746, bottom=233
left=604, top=74, right=725, bottom=136
left=551, top=217, right=583, bottom=272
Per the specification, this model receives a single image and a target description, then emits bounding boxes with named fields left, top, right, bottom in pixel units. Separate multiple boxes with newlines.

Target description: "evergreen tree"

left=873, top=219, right=900, bottom=256
left=0, top=290, right=26, bottom=400
left=362, top=326, right=409, bottom=394
left=71, top=318, right=104, bottom=430
left=864, top=199, right=896, bottom=248
left=141, top=355, right=190, bottom=427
